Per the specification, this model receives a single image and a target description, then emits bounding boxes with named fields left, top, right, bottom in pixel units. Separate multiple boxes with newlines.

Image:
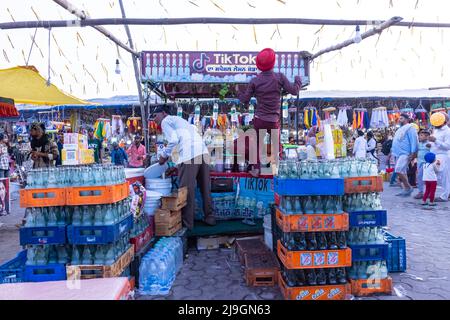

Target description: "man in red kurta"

left=239, top=48, right=302, bottom=177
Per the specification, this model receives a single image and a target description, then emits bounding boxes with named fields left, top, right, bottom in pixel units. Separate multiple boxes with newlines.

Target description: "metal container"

left=238, top=162, right=247, bottom=172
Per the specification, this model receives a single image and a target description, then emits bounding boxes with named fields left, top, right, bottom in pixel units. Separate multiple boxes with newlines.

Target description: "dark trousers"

left=178, top=155, right=213, bottom=230
left=252, top=117, right=280, bottom=170
left=423, top=181, right=437, bottom=203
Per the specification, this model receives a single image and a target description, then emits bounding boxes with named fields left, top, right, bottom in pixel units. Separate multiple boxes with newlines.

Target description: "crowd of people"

left=351, top=111, right=450, bottom=206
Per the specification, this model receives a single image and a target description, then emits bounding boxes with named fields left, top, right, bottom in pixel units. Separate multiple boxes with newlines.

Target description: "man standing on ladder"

left=239, top=48, right=302, bottom=177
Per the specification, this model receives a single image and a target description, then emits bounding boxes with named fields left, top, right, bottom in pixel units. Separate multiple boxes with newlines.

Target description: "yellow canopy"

left=0, top=66, right=90, bottom=105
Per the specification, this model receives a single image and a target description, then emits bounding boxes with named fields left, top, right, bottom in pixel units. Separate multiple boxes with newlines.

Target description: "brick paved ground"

left=2, top=183, right=450, bottom=300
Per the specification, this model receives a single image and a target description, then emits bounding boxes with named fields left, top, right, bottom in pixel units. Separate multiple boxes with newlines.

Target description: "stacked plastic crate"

left=274, top=175, right=352, bottom=300
left=14, top=165, right=134, bottom=282
left=344, top=175, right=393, bottom=296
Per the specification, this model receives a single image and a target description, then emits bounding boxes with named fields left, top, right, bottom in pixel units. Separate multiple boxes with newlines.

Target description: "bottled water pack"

left=139, top=237, right=184, bottom=295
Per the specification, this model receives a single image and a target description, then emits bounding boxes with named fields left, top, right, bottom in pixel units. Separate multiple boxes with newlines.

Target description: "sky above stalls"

left=1, top=0, right=450, bottom=100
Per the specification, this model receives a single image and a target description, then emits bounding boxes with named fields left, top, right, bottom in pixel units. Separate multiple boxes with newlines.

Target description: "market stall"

left=141, top=50, right=311, bottom=237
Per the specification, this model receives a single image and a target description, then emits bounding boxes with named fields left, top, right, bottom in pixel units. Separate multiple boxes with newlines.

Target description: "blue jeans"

left=390, top=172, right=397, bottom=185
left=417, top=162, right=424, bottom=193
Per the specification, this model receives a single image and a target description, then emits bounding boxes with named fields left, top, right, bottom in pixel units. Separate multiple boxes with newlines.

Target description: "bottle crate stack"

left=18, top=165, right=134, bottom=282
left=274, top=170, right=352, bottom=300
left=344, top=174, right=393, bottom=297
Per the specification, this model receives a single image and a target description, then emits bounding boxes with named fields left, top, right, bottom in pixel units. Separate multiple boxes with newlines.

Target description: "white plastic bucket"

left=145, top=178, right=172, bottom=196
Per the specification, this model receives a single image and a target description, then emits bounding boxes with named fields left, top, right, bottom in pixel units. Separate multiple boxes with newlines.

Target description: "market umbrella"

left=0, top=96, right=19, bottom=118
left=0, top=66, right=90, bottom=106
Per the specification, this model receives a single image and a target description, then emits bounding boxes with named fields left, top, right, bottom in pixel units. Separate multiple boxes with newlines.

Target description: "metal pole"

left=16, top=16, right=450, bottom=30
left=52, top=0, right=138, bottom=57
left=117, top=0, right=148, bottom=152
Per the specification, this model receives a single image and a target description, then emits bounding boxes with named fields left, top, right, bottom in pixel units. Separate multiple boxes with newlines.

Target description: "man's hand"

left=437, top=160, right=441, bottom=165
left=426, top=143, right=432, bottom=148
left=428, top=136, right=436, bottom=142
left=158, top=156, right=168, bottom=166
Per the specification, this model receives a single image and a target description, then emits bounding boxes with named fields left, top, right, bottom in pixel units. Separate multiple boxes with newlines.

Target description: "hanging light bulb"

left=115, top=59, right=121, bottom=74
left=353, top=25, right=362, bottom=43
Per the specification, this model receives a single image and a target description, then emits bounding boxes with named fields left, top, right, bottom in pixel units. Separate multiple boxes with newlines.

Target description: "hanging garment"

left=370, top=108, right=389, bottom=129
left=363, top=111, right=370, bottom=129
left=303, top=109, right=310, bottom=129
left=111, top=115, right=124, bottom=137
left=337, top=109, right=349, bottom=126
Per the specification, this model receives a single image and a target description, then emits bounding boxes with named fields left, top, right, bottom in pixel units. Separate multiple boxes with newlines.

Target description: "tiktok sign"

left=141, top=50, right=310, bottom=85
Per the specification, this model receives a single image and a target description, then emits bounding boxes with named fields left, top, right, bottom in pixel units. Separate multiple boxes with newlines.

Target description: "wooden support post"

left=117, top=0, right=148, bottom=152
left=52, top=0, right=139, bottom=57
left=311, top=17, right=403, bottom=60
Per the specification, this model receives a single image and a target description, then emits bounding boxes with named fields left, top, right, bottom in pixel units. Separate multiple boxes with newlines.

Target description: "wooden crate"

left=155, top=220, right=182, bottom=236
left=160, top=187, right=188, bottom=210
left=235, top=238, right=269, bottom=265
left=66, top=245, right=134, bottom=280
left=155, top=208, right=182, bottom=236
left=244, top=252, right=280, bottom=287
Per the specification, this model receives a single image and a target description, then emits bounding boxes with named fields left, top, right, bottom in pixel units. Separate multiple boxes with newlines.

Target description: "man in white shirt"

left=153, top=105, right=216, bottom=229
left=429, top=112, right=450, bottom=202
left=352, top=130, right=367, bottom=159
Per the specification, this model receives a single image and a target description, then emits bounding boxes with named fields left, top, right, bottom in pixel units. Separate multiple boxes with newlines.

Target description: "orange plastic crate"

left=277, top=240, right=352, bottom=269
left=20, top=188, right=66, bottom=208
left=276, top=208, right=349, bottom=232
left=66, top=182, right=129, bottom=206
left=279, top=271, right=350, bottom=300
left=350, top=277, right=393, bottom=297
left=344, top=176, right=383, bottom=194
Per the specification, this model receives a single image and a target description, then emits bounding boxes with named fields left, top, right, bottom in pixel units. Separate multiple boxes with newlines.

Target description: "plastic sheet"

left=0, top=277, right=131, bottom=300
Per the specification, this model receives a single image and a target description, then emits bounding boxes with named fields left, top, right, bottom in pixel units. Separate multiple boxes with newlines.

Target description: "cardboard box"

left=63, top=133, right=88, bottom=149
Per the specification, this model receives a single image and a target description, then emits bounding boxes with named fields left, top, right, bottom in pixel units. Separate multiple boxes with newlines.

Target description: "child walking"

left=422, top=152, right=441, bottom=206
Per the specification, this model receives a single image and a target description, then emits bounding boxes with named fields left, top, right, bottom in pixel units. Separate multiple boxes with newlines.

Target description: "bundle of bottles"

left=343, top=193, right=383, bottom=212
left=130, top=214, right=151, bottom=238
left=347, top=227, right=385, bottom=245
left=281, top=231, right=347, bottom=251
left=25, top=234, right=132, bottom=266
left=23, top=199, right=131, bottom=228
left=282, top=267, right=347, bottom=287
left=279, top=196, right=343, bottom=214
left=139, top=237, right=184, bottom=295
left=348, top=260, right=389, bottom=280
left=26, top=164, right=126, bottom=189
left=277, top=158, right=378, bottom=179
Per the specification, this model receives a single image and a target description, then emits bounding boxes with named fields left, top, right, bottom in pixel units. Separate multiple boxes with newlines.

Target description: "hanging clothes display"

left=388, top=106, right=400, bottom=126
left=370, top=107, right=389, bottom=128
left=414, top=101, right=429, bottom=128
left=93, top=118, right=111, bottom=140
left=303, top=107, right=321, bottom=129
left=337, top=106, right=351, bottom=127
left=400, top=102, right=415, bottom=121
left=127, top=117, right=141, bottom=134
left=352, top=108, right=370, bottom=129
left=111, top=115, right=125, bottom=137
left=322, top=107, right=336, bottom=120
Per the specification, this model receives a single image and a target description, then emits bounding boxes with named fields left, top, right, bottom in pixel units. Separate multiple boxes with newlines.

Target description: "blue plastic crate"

left=20, top=226, right=67, bottom=245
left=24, top=264, right=67, bottom=282
left=349, top=244, right=389, bottom=261
left=274, top=178, right=345, bottom=196
left=67, top=214, right=133, bottom=244
left=348, top=210, right=388, bottom=227
left=384, top=232, right=407, bottom=272
left=0, top=251, right=26, bottom=284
